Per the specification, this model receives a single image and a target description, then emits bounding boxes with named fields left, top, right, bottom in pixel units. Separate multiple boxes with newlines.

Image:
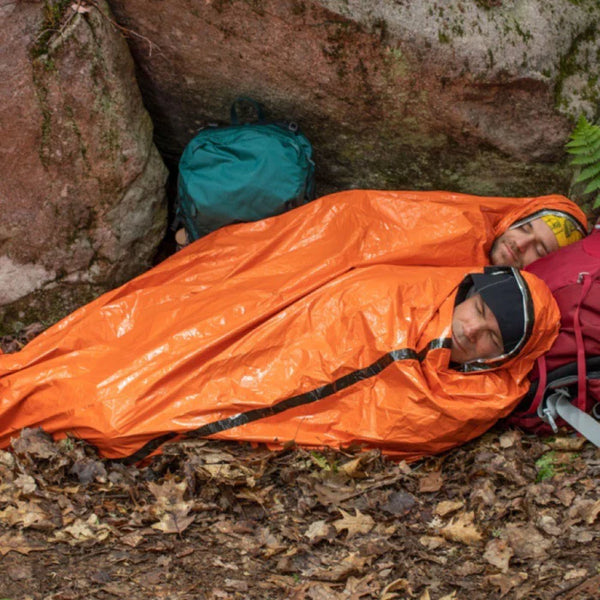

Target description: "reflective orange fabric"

left=0, top=260, right=558, bottom=462
left=0, top=190, right=577, bottom=460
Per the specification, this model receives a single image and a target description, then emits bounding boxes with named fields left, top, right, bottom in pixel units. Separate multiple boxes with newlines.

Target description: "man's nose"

left=463, top=318, right=481, bottom=342
left=514, top=229, right=534, bottom=252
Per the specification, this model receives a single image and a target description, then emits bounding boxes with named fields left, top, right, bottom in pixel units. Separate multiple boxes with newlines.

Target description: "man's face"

left=450, top=293, right=503, bottom=364
left=489, top=218, right=559, bottom=268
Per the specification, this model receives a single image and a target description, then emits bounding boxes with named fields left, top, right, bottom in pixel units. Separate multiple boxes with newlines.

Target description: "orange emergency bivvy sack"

left=0, top=190, right=569, bottom=462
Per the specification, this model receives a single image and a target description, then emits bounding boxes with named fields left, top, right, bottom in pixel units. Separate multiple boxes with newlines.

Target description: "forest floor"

left=0, top=423, right=599, bottom=600
left=1, top=327, right=599, bottom=600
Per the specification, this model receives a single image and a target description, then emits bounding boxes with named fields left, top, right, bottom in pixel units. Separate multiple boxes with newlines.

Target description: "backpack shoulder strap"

left=540, top=388, right=600, bottom=446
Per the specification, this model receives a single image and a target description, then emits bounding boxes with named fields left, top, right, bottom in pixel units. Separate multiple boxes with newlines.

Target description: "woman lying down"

left=0, top=264, right=558, bottom=463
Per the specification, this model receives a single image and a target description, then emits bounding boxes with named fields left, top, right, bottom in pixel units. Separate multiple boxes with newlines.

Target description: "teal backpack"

left=176, top=98, right=315, bottom=241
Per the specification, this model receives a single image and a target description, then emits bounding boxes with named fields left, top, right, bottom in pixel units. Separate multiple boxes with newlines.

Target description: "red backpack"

left=507, top=229, right=600, bottom=445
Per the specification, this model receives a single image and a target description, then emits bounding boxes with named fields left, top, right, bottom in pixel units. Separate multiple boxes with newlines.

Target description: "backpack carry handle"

left=230, top=97, right=266, bottom=125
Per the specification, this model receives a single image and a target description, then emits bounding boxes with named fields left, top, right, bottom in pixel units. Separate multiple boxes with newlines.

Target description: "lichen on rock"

left=0, top=0, right=168, bottom=334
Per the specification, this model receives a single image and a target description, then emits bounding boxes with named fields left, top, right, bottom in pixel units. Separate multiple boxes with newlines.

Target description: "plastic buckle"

left=577, top=272, right=590, bottom=284
left=542, top=407, right=559, bottom=433
left=539, top=388, right=571, bottom=433
left=593, top=402, right=600, bottom=421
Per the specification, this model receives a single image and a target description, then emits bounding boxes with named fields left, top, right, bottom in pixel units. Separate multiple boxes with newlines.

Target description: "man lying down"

left=0, top=265, right=559, bottom=463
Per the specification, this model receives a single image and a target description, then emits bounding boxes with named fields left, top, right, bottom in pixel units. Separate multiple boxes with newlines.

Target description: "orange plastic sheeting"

left=0, top=256, right=558, bottom=461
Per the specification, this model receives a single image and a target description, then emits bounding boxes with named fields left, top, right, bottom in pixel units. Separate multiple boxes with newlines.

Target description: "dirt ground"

left=0, top=424, right=598, bottom=600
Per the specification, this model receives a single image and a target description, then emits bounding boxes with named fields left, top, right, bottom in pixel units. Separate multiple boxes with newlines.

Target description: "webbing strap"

left=574, top=273, right=593, bottom=410
left=528, top=354, right=548, bottom=416
left=546, top=391, right=600, bottom=447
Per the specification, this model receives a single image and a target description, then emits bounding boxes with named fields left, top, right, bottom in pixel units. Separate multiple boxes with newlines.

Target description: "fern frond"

left=575, top=161, right=600, bottom=183
left=565, top=128, right=600, bottom=149
left=566, top=116, right=600, bottom=149
left=567, top=116, right=600, bottom=209
left=569, top=148, right=600, bottom=166
left=584, top=178, right=600, bottom=195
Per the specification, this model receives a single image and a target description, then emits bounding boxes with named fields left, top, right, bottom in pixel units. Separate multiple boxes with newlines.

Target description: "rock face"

left=1, top=0, right=598, bottom=333
left=0, top=1, right=167, bottom=334
left=108, top=0, right=599, bottom=198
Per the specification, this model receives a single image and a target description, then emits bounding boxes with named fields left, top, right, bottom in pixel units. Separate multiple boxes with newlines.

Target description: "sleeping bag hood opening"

left=452, top=267, right=535, bottom=373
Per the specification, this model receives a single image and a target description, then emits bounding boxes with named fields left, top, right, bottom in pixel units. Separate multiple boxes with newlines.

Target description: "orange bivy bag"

left=0, top=190, right=565, bottom=462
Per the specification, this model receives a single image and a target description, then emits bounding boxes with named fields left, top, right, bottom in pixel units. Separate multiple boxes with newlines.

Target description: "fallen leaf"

left=547, top=436, right=587, bottom=451
left=332, top=509, right=374, bottom=539
left=418, top=471, right=443, bottom=493
left=536, top=514, right=561, bottom=536
left=70, top=458, right=107, bottom=484
left=569, top=499, right=600, bottom=524
left=311, top=553, right=367, bottom=582
left=470, top=478, right=497, bottom=507
left=7, top=562, right=33, bottom=581
left=52, top=513, right=112, bottom=544
left=380, top=577, right=412, bottom=600
left=435, top=500, right=464, bottom=517
left=14, top=474, right=37, bottom=495
left=0, top=450, right=15, bottom=468
left=564, top=568, right=588, bottom=581
left=555, top=486, right=576, bottom=507
left=148, top=478, right=194, bottom=533
left=505, top=523, right=552, bottom=559
left=499, top=430, right=521, bottom=448
left=419, top=535, right=446, bottom=550
left=304, top=519, right=331, bottom=542
left=562, top=574, right=600, bottom=599
left=151, top=512, right=195, bottom=534
left=339, top=456, right=367, bottom=478
left=0, top=532, right=45, bottom=556
left=298, top=582, right=337, bottom=600
left=483, top=538, right=513, bottom=573
left=455, top=561, right=484, bottom=577
left=440, top=511, right=482, bottom=545
left=487, top=572, right=528, bottom=597
left=11, top=428, right=58, bottom=459
left=120, top=532, right=144, bottom=548
left=0, top=500, right=52, bottom=528
left=341, top=573, right=376, bottom=597
left=382, top=491, right=416, bottom=516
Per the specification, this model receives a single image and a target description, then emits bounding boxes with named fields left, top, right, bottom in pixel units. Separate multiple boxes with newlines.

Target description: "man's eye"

left=490, top=332, right=502, bottom=353
left=536, top=244, right=548, bottom=257
left=520, top=222, right=532, bottom=232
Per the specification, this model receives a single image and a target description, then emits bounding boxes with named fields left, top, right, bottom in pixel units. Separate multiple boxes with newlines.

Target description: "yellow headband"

left=540, top=214, right=584, bottom=248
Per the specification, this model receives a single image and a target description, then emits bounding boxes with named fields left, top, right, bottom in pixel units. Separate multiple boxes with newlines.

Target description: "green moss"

left=290, top=0, right=306, bottom=16
left=0, top=282, right=101, bottom=336
left=513, top=20, right=533, bottom=43
left=242, top=0, right=265, bottom=16
left=31, top=64, right=53, bottom=168
left=211, top=0, right=235, bottom=13
left=30, top=0, right=72, bottom=59
left=474, top=0, right=503, bottom=8
left=65, top=105, right=91, bottom=170
left=554, top=22, right=599, bottom=119
left=451, top=23, right=465, bottom=37
left=438, top=31, right=451, bottom=44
